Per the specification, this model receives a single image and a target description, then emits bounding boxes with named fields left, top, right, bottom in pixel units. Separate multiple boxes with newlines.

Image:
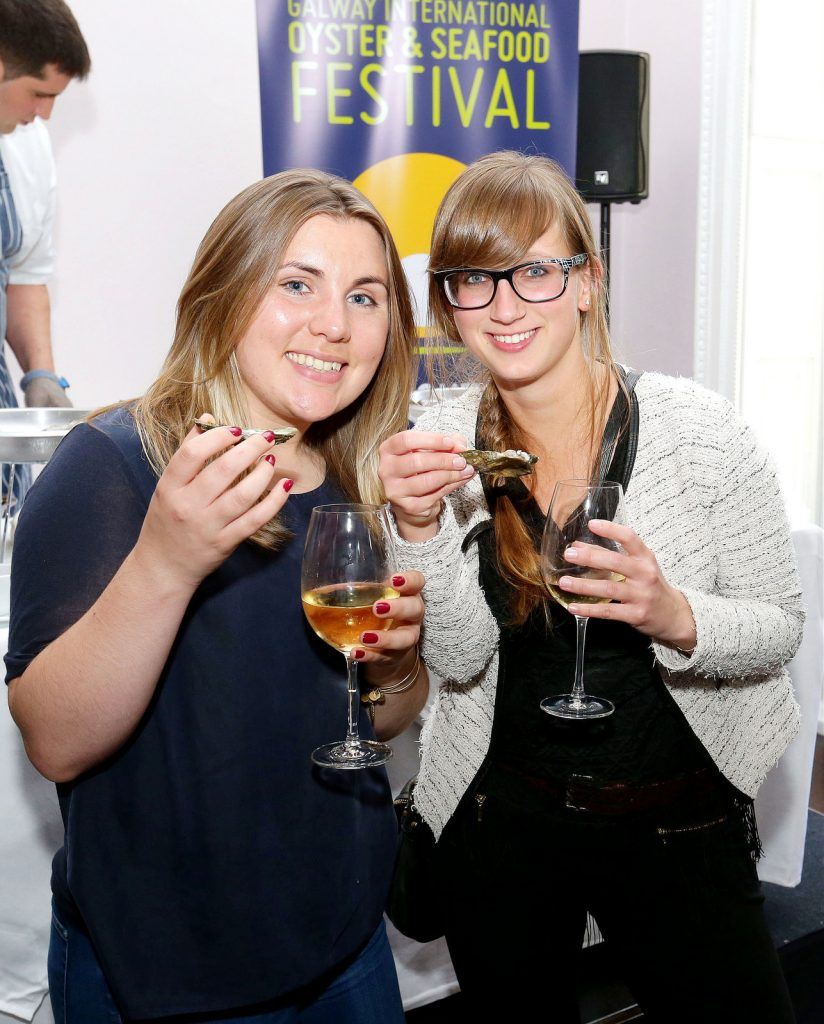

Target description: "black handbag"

left=386, top=776, right=445, bottom=943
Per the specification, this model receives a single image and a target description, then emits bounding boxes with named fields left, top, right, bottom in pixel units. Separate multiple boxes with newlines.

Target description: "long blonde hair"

left=130, top=169, right=416, bottom=550
left=427, top=151, right=623, bottom=625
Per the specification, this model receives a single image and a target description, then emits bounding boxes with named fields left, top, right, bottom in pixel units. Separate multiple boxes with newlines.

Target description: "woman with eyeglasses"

left=378, top=151, right=801, bottom=1022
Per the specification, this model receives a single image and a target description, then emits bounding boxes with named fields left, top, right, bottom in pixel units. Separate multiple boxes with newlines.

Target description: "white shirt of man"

left=0, top=117, right=56, bottom=286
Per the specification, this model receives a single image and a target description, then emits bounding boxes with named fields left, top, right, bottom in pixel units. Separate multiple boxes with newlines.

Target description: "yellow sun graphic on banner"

left=355, top=152, right=466, bottom=342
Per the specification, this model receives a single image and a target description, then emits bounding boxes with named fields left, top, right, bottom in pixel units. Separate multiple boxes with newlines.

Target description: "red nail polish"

left=283, top=479, right=294, bottom=492
left=392, top=575, right=406, bottom=588
left=264, top=454, right=276, bottom=466
left=353, top=648, right=366, bottom=660
left=229, top=426, right=243, bottom=437
left=374, top=602, right=391, bottom=615
left=263, top=430, right=276, bottom=443
left=362, top=632, right=379, bottom=645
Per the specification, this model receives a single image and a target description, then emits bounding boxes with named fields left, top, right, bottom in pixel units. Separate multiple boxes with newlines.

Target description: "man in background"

left=0, top=0, right=90, bottom=421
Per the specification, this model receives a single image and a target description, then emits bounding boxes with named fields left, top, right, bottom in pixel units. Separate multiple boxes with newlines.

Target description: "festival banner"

left=256, top=0, right=580, bottom=335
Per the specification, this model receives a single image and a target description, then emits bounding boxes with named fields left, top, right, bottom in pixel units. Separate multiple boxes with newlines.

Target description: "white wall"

left=43, top=0, right=702, bottom=410
left=579, top=0, right=703, bottom=377
left=46, top=0, right=264, bottom=410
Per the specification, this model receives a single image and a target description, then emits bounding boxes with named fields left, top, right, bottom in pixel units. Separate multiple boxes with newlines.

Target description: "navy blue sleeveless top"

left=5, top=407, right=397, bottom=1019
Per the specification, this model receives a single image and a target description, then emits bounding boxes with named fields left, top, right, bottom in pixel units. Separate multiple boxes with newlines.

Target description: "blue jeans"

left=48, top=902, right=404, bottom=1024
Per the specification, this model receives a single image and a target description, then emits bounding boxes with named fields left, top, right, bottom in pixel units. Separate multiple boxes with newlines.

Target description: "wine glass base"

left=311, top=740, right=393, bottom=770
left=540, top=694, right=615, bottom=720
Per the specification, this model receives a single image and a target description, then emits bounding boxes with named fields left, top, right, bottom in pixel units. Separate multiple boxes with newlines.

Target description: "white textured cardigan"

left=391, top=374, right=804, bottom=839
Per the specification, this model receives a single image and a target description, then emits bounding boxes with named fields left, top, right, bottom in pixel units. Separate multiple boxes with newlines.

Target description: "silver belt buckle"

left=565, top=773, right=595, bottom=811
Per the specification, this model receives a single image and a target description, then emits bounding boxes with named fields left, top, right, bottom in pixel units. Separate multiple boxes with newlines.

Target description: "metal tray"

left=0, top=407, right=94, bottom=463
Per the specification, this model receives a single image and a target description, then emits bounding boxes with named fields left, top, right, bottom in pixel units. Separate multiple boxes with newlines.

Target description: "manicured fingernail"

left=565, top=545, right=579, bottom=558
left=263, top=430, right=276, bottom=443
left=264, top=454, right=276, bottom=466
left=392, top=575, right=406, bottom=588
left=283, top=479, right=294, bottom=492
left=452, top=455, right=467, bottom=469
left=362, top=632, right=379, bottom=644
left=229, top=426, right=243, bottom=437
left=353, top=648, right=366, bottom=660
left=374, top=602, right=391, bottom=615
left=560, top=576, right=573, bottom=588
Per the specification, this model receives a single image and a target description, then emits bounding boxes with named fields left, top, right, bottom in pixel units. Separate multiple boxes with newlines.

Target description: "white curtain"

left=694, top=0, right=824, bottom=527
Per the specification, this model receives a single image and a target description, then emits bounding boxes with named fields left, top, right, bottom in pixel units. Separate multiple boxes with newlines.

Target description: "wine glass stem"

left=345, top=655, right=361, bottom=749
left=572, top=614, right=589, bottom=703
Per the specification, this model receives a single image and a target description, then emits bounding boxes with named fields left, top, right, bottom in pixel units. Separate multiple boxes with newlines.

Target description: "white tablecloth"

left=0, top=630, right=59, bottom=1022
left=1, top=525, right=822, bottom=1019
left=755, top=523, right=824, bottom=885
left=385, top=706, right=459, bottom=1011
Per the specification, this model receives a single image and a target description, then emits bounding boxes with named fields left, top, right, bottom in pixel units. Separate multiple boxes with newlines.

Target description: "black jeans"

left=438, top=789, right=796, bottom=1024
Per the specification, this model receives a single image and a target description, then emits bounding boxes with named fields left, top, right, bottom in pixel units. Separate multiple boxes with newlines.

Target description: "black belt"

left=495, top=762, right=723, bottom=816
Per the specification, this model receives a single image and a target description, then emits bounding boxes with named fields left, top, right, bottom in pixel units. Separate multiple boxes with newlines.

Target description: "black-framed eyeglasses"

left=433, top=255, right=589, bottom=310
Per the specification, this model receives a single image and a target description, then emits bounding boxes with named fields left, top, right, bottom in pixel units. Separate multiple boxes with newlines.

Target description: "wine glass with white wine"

left=301, top=503, right=399, bottom=768
left=540, top=480, right=626, bottom=720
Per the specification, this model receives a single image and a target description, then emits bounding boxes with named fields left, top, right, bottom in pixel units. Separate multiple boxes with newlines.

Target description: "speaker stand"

left=600, top=201, right=611, bottom=326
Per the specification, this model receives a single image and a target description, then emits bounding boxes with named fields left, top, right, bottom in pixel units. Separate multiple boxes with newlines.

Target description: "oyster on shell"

left=460, top=448, right=538, bottom=478
left=194, top=418, right=297, bottom=444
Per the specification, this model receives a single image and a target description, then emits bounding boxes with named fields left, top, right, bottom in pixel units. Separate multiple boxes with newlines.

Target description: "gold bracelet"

left=379, top=649, right=421, bottom=694
left=360, top=649, right=421, bottom=711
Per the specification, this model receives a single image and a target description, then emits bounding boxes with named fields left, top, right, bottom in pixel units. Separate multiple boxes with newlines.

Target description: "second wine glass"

left=301, top=503, right=399, bottom=768
left=540, top=480, right=625, bottom=720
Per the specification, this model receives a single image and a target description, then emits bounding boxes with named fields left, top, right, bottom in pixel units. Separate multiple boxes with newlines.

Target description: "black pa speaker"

left=576, top=50, right=650, bottom=203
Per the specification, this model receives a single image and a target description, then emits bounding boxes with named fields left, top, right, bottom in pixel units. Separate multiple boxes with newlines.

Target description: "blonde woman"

left=379, top=152, right=801, bottom=1022
left=7, top=170, right=427, bottom=1024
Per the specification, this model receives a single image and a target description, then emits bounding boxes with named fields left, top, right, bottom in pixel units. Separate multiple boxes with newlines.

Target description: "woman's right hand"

left=8, top=422, right=293, bottom=783
left=378, top=430, right=475, bottom=540
left=134, top=421, right=293, bottom=591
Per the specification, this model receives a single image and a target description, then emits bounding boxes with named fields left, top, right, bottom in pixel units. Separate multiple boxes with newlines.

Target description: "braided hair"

left=427, top=151, right=624, bottom=626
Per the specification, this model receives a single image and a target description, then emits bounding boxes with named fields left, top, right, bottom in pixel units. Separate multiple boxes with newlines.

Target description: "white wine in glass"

left=540, top=480, right=625, bottom=720
left=302, top=582, right=399, bottom=653
left=543, top=569, right=626, bottom=612
left=301, top=504, right=398, bottom=768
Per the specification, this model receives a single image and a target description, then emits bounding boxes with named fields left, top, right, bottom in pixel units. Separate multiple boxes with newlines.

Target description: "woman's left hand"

left=352, top=570, right=425, bottom=672
left=558, top=520, right=697, bottom=653
left=354, top=571, right=428, bottom=738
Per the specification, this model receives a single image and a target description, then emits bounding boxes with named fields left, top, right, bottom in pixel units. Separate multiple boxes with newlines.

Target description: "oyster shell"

left=194, top=418, right=297, bottom=444
left=460, top=448, right=538, bottom=477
